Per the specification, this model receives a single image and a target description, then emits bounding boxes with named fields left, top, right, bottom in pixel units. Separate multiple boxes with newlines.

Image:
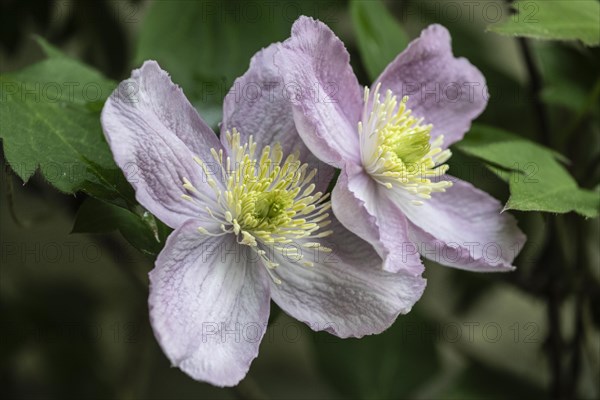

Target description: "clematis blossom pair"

left=274, top=17, right=526, bottom=275
left=101, top=54, right=424, bottom=385
left=100, top=15, right=527, bottom=388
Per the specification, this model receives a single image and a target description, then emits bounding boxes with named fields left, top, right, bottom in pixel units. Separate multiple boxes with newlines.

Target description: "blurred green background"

left=1, top=0, right=599, bottom=399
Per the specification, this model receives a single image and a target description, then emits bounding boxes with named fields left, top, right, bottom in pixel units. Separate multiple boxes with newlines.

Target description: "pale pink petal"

left=274, top=16, right=364, bottom=167
left=222, top=43, right=334, bottom=192
left=374, top=24, right=488, bottom=148
left=332, top=164, right=424, bottom=275
left=101, top=61, right=223, bottom=228
left=269, top=217, right=426, bottom=338
left=391, top=177, right=526, bottom=271
left=149, top=221, right=271, bottom=386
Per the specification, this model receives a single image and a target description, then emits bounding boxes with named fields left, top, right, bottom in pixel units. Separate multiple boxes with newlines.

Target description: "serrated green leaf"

left=350, top=0, right=409, bottom=81
left=73, top=197, right=162, bottom=256
left=454, top=125, right=599, bottom=218
left=0, top=39, right=117, bottom=193
left=488, top=0, right=600, bottom=46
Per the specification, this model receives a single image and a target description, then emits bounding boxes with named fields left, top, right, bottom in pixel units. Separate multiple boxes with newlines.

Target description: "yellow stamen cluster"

left=359, top=84, right=452, bottom=205
left=182, top=129, right=333, bottom=283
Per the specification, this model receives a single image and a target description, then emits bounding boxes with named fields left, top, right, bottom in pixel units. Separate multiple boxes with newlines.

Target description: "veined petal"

left=149, top=220, right=271, bottom=387
left=269, top=217, right=426, bottom=338
left=129, top=61, right=222, bottom=158
left=392, top=177, right=526, bottom=271
left=101, top=61, right=223, bottom=228
left=274, top=16, right=364, bottom=168
left=374, top=24, right=488, bottom=148
left=222, top=43, right=334, bottom=192
left=332, top=165, right=424, bottom=275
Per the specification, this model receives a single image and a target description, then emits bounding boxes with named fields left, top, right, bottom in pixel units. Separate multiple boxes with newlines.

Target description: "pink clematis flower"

left=101, top=56, right=425, bottom=386
left=274, top=17, right=526, bottom=275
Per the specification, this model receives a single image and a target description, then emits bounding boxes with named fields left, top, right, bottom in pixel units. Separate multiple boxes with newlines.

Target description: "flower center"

left=181, top=129, right=332, bottom=283
left=253, top=190, right=292, bottom=225
left=359, top=83, right=453, bottom=205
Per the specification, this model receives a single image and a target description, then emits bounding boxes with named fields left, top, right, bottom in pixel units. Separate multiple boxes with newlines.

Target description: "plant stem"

left=517, top=37, right=551, bottom=146
left=514, top=31, right=567, bottom=399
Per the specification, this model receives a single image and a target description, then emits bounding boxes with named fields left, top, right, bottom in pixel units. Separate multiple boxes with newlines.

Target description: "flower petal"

left=149, top=221, right=271, bottom=387
left=332, top=164, right=424, bottom=275
left=222, top=43, right=334, bottom=192
left=101, top=61, right=223, bottom=228
left=391, top=177, right=526, bottom=272
left=129, top=61, right=222, bottom=158
left=269, top=217, right=426, bottom=338
left=274, top=16, right=364, bottom=167
left=374, top=24, right=488, bottom=148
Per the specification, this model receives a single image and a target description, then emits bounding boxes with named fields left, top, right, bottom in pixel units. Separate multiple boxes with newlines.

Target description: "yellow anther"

left=360, top=84, right=452, bottom=202
left=183, top=129, right=334, bottom=283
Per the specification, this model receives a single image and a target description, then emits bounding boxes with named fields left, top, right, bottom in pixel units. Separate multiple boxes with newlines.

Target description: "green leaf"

left=73, top=197, right=163, bottom=256
left=75, top=160, right=137, bottom=208
left=0, top=38, right=117, bottom=193
left=532, top=42, right=600, bottom=113
left=541, top=82, right=590, bottom=112
left=350, top=0, right=409, bottom=81
left=454, top=125, right=599, bottom=218
left=488, top=0, right=600, bottom=46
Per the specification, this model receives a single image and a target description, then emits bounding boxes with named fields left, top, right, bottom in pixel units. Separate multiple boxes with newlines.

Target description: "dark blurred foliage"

left=0, top=0, right=138, bottom=78
left=1, top=1, right=599, bottom=399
